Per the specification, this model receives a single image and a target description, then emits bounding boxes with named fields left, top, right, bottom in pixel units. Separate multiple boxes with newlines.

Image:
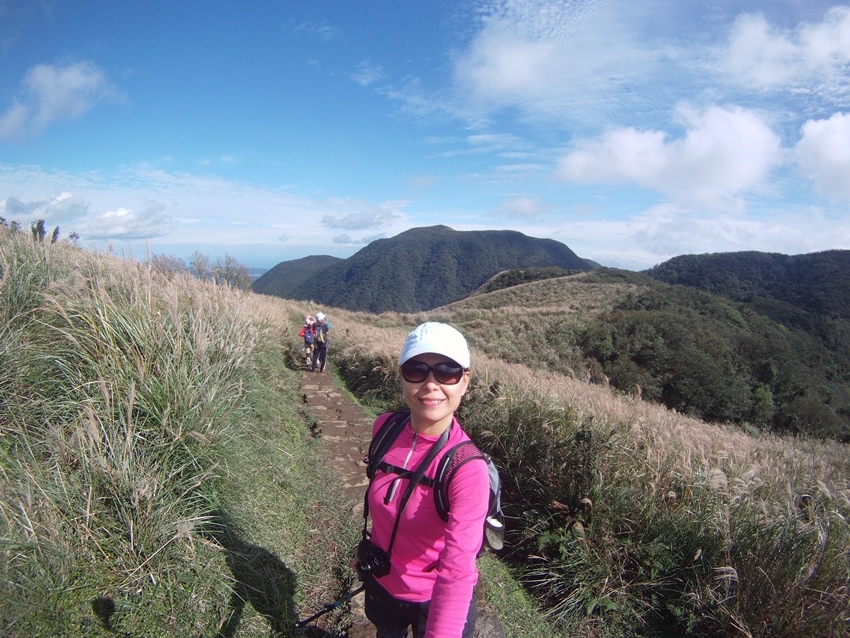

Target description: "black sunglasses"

left=400, top=359, right=467, bottom=385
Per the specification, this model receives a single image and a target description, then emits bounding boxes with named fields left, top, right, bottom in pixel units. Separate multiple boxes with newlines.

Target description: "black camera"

left=357, top=538, right=390, bottom=578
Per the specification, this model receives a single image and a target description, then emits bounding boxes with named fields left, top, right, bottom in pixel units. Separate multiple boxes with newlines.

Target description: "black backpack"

left=365, top=411, right=505, bottom=552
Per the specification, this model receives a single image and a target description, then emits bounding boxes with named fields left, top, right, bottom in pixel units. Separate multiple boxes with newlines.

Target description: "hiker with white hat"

left=355, top=322, right=489, bottom=638
left=309, top=312, right=331, bottom=372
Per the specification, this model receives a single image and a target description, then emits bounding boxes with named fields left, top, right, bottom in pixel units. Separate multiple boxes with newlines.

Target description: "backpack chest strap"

left=375, top=461, right=437, bottom=490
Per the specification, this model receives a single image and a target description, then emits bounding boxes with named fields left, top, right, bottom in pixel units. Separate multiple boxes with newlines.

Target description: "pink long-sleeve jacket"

left=367, top=412, right=490, bottom=638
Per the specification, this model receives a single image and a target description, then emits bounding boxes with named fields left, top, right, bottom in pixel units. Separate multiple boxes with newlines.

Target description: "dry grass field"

left=3, top=231, right=848, bottom=637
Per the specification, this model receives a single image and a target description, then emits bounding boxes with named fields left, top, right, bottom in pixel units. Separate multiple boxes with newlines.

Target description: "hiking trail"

left=298, top=368, right=374, bottom=637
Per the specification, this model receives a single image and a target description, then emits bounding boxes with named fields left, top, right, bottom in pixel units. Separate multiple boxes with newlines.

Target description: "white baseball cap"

left=316, top=312, right=326, bottom=321
left=398, top=322, right=470, bottom=369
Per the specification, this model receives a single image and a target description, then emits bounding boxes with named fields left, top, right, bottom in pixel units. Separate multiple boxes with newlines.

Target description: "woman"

left=357, top=322, right=490, bottom=638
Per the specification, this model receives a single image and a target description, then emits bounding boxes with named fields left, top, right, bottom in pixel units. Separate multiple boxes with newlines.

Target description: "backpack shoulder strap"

left=433, top=440, right=487, bottom=522
left=366, top=411, right=410, bottom=480
left=363, top=411, right=410, bottom=526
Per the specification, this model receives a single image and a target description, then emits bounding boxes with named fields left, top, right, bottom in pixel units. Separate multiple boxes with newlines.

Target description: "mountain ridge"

left=252, top=225, right=599, bottom=312
left=433, top=257, right=850, bottom=440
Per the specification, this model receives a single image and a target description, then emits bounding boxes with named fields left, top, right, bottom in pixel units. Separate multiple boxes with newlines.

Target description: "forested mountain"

left=645, top=250, right=850, bottom=321
left=635, top=250, right=850, bottom=439
left=251, top=254, right=342, bottom=297
left=252, top=225, right=599, bottom=312
left=439, top=263, right=850, bottom=442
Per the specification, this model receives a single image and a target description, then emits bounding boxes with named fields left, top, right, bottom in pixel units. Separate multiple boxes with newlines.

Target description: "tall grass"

left=1, top=233, right=257, bottom=634
left=2, top=231, right=363, bottom=636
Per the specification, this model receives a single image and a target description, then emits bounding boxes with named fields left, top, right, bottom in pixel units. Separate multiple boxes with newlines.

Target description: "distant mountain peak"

left=252, top=226, right=599, bottom=312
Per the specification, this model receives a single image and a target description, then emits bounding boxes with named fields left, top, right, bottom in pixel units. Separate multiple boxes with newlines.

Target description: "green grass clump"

left=1, top=234, right=254, bottom=634
left=0, top=233, right=358, bottom=636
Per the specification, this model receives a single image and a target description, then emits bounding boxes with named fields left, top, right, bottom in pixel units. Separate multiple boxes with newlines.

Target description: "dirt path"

left=297, top=367, right=375, bottom=637
left=299, top=369, right=374, bottom=511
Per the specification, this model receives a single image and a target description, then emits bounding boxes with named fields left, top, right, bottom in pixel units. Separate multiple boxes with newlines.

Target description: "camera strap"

left=364, top=422, right=451, bottom=561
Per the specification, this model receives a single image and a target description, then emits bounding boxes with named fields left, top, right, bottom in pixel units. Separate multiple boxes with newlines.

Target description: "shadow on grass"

left=201, top=510, right=338, bottom=638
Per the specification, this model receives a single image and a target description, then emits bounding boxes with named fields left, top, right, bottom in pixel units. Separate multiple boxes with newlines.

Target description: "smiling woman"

left=355, top=322, right=490, bottom=638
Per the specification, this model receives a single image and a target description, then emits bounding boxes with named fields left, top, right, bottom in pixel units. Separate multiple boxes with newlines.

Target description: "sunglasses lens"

left=433, top=363, right=463, bottom=384
left=401, top=361, right=429, bottom=383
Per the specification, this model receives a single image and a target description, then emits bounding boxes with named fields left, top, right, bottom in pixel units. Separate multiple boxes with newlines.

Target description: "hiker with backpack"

left=310, top=312, right=330, bottom=372
left=299, top=315, right=316, bottom=365
left=354, top=322, right=501, bottom=638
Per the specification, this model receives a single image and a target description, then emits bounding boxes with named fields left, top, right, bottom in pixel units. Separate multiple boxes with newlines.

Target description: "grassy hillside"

left=3, top=231, right=849, bottom=637
left=329, top=285, right=850, bottom=637
left=0, top=232, right=358, bottom=636
left=441, top=268, right=850, bottom=442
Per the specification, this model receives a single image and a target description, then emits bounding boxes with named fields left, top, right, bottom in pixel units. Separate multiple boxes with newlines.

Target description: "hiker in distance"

left=354, top=322, right=490, bottom=638
left=298, top=315, right=315, bottom=366
left=310, top=312, right=330, bottom=372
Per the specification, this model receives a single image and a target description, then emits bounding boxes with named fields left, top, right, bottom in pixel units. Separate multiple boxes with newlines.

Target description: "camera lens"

left=357, top=539, right=390, bottom=578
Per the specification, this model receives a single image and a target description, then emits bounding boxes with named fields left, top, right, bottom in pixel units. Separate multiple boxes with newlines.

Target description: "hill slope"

left=252, top=225, right=598, bottom=312
left=644, top=249, right=850, bottom=321
left=4, top=230, right=849, bottom=638
left=252, top=254, right=342, bottom=298
left=437, top=267, right=850, bottom=440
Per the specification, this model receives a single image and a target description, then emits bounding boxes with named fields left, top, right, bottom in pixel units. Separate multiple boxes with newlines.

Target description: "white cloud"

left=321, top=199, right=405, bottom=230
left=438, top=132, right=532, bottom=158
left=294, top=21, right=340, bottom=42
left=556, top=104, right=784, bottom=208
left=350, top=60, right=385, bottom=86
left=721, top=7, right=850, bottom=91
left=0, top=164, right=413, bottom=255
left=0, top=190, right=172, bottom=240
left=492, top=195, right=549, bottom=218
left=1, top=191, right=90, bottom=224
left=79, top=203, right=172, bottom=240
left=456, top=36, right=560, bottom=100
left=332, top=233, right=384, bottom=245
left=0, top=102, right=29, bottom=139
left=0, top=61, right=117, bottom=139
left=796, top=111, right=850, bottom=199
left=547, top=203, right=850, bottom=270
left=451, top=0, right=664, bottom=125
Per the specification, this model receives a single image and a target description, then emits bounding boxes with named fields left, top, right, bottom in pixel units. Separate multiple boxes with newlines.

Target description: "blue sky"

left=2, top=0, right=849, bottom=270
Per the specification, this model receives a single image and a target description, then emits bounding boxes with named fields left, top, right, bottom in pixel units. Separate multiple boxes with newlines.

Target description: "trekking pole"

left=293, top=584, right=365, bottom=629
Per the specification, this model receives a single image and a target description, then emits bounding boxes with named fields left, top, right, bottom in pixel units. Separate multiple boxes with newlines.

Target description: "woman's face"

left=400, top=353, right=469, bottom=435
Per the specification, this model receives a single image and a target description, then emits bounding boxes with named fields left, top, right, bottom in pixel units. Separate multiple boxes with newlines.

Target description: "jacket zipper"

left=385, top=432, right=417, bottom=504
